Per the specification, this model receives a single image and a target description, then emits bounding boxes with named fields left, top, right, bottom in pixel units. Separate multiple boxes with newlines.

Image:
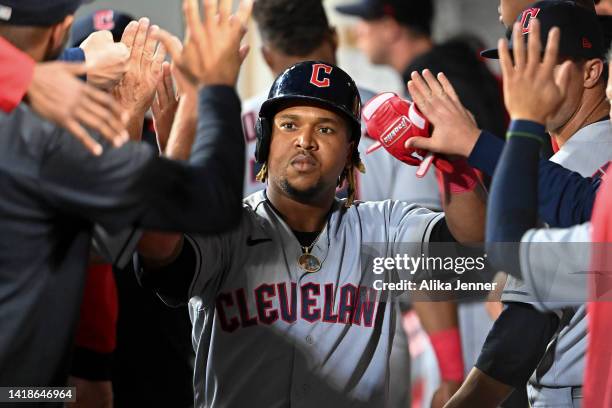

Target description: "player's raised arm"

left=111, top=18, right=167, bottom=141
left=137, top=0, right=253, bottom=266
left=37, top=0, right=252, bottom=235
left=486, top=21, right=571, bottom=274
left=0, top=35, right=129, bottom=154
left=407, top=70, right=487, bottom=243
left=406, top=68, right=600, bottom=229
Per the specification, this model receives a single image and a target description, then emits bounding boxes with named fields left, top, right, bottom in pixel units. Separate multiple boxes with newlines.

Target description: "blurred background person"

left=66, top=9, right=194, bottom=408
left=336, top=1, right=507, bottom=406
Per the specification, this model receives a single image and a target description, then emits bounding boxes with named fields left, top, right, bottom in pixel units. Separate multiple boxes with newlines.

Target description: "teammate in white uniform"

left=450, top=4, right=610, bottom=406
left=389, top=3, right=609, bottom=406
left=137, top=60, right=487, bottom=407
left=501, top=119, right=612, bottom=408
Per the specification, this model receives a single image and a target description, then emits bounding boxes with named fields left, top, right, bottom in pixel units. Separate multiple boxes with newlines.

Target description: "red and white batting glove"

left=362, top=92, right=452, bottom=178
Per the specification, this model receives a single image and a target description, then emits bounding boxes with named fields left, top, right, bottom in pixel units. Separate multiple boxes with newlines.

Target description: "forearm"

left=413, top=301, right=458, bottom=333
left=134, top=235, right=197, bottom=306
left=59, top=47, right=86, bottom=62
left=126, top=110, right=145, bottom=142
left=444, top=367, right=513, bottom=408
left=164, top=94, right=198, bottom=158
left=467, top=131, right=505, bottom=177
left=137, top=96, right=198, bottom=264
left=440, top=164, right=487, bottom=243
left=413, top=301, right=464, bottom=384
left=138, top=232, right=184, bottom=267
left=138, top=86, right=244, bottom=232
left=469, top=130, right=599, bottom=229
left=485, top=120, right=545, bottom=274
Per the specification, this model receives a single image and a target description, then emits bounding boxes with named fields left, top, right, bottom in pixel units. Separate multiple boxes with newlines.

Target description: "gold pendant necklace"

left=297, top=231, right=324, bottom=273
left=298, top=245, right=322, bottom=273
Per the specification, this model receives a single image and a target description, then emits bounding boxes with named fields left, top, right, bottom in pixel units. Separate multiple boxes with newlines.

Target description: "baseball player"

left=136, top=60, right=487, bottom=408
left=243, top=1, right=447, bottom=406
left=243, top=0, right=441, bottom=208
left=443, top=3, right=611, bottom=406
left=0, top=0, right=251, bottom=389
left=479, top=30, right=612, bottom=407
left=337, top=1, right=506, bottom=393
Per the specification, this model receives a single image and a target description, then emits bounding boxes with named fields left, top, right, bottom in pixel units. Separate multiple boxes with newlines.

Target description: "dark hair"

left=252, top=0, right=333, bottom=56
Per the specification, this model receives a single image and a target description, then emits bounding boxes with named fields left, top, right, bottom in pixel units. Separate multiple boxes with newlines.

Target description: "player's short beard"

left=279, top=177, right=326, bottom=203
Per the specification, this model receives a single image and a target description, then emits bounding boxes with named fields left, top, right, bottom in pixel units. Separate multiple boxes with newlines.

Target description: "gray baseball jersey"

left=502, top=120, right=612, bottom=392
left=170, top=191, right=443, bottom=407
left=241, top=90, right=442, bottom=209
left=519, top=222, right=591, bottom=312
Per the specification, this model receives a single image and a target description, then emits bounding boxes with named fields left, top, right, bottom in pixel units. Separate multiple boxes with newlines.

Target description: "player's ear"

left=583, top=58, right=604, bottom=89
left=51, top=15, right=74, bottom=51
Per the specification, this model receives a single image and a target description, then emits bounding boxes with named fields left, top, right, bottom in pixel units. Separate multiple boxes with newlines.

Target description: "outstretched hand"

left=112, top=18, right=166, bottom=116
left=406, top=69, right=480, bottom=158
left=27, top=61, right=128, bottom=155
left=155, top=0, right=253, bottom=87
left=152, top=62, right=179, bottom=152
left=79, top=30, right=130, bottom=90
left=499, top=20, right=571, bottom=124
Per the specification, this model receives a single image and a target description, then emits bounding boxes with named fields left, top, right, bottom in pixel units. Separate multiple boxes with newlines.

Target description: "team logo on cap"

left=310, top=63, right=333, bottom=88
left=520, top=8, right=540, bottom=34
left=94, top=10, right=115, bottom=31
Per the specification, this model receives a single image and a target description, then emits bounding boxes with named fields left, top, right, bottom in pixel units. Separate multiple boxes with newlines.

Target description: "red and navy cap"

left=336, top=0, right=433, bottom=36
left=482, top=0, right=605, bottom=60
left=71, top=9, right=134, bottom=47
left=0, top=0, right=92, bottom=26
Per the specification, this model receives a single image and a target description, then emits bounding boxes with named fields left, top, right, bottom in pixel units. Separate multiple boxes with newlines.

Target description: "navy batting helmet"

left=255, top=61, right=362, bottom=164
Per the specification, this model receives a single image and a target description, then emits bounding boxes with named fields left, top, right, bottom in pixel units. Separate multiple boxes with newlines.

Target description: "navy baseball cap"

left=481, top=0, right=605, bottom=60
left=336, top=0, right=433, bottom=35
left=0, top=0, right=92, bottom=26
left=71, top=9, right=134, bottom=47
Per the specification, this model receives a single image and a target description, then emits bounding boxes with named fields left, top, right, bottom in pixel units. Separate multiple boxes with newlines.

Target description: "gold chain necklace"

left=297, top=231, right=324, bottom=273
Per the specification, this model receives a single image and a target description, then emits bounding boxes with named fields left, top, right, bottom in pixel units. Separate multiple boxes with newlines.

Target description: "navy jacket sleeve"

left=485, top=120, right=546, bottom=277
left=477, top=122, right=561, bottom=390
left=38, top=85, right=245, bottom=234
left=59, top=47, right=86, bottom=62
left=537, top=162, right=599, bottom=228
left=468, top=130, right=599, bottom=227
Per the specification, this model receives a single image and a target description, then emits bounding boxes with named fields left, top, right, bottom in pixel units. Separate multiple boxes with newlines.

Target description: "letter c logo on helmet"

left=255, top=61, right=362, bottom=165
left=310, top=63, right=333, bottom=88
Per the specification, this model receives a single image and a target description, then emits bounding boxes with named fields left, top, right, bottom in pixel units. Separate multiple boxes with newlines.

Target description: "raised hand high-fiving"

left=499, top=20, right=572, bottom=124
left=112, top=18, right=167, bottom=116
